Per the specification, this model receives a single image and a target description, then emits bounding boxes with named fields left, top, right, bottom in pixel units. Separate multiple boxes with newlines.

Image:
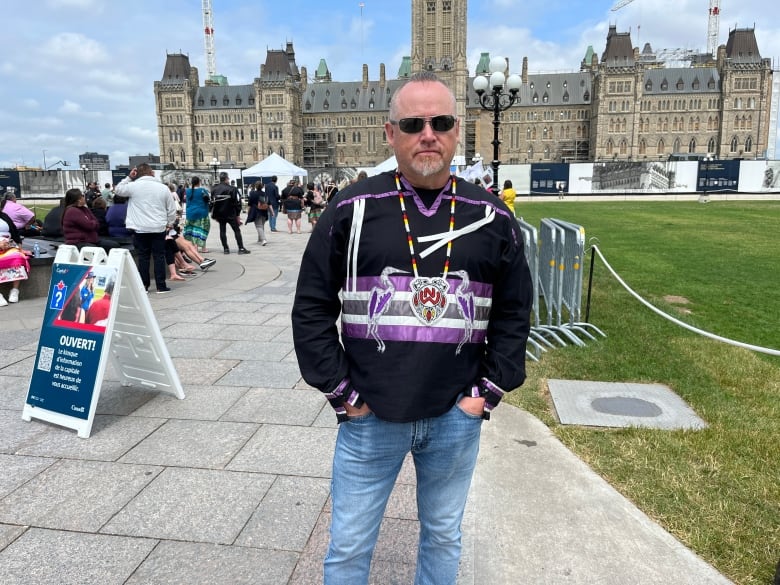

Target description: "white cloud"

left=58, top=100, right=82, bottom=114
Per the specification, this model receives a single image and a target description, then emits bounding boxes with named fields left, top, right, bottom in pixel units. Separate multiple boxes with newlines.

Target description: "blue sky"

left=2, top=0, right=779, bottom=169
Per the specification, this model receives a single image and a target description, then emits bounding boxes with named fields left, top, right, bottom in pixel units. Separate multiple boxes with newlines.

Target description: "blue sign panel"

left=26, top=262, right=118, bottom=419
left=697, top=159, right=741, bottom=193
left=530, top=163, right=570, bottom=194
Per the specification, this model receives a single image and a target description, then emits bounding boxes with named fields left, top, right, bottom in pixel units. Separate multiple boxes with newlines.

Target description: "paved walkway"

left=0, top=222, right=733, bottom=584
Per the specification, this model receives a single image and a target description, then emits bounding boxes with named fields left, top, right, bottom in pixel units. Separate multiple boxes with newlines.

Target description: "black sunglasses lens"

left=399, top=118, right=424, bottom=133
left=431, top=115, right=455, bottom=131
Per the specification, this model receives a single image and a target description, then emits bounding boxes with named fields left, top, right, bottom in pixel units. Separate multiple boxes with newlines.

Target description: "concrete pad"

left=0, top=454, right=56, bottom=498
left=95, top=382, right=159, bottom=416
left=214, top=340, right=294, bottom=361
left=170, top=357, right=239, bottom=385
left=0, top=376, right=29, bottom=409
left=0, top=329, right=39, bottom=350
left=130, top=384, right=248, bottom=420
left=548, top=379, right=708, bottom=430
left=465, top=404, right=732, bottom=584
left=0, top=528, right=157, bottom=585
left=164, top=337, right=232, bottom=358
left=0, top=351, right=33, bottom=370
left=0, top=460, right=162, bottom=532
left=221, top=387, right=327, bottom=426
left=119, top=419, right=259, bottom=468
left=0, top=356, right=34, bottom=377
left=125, top=541, right=299, bottom=585
left=0, top=524, right=26, bottom=551
left=236, top=475, right=330, bottom=551
left=101, top=467, right=274, bottom=544
left=227, top=425, right=336, bottom=477
left=215, top=360, right=302, bottom=388
left=16, top=415, right=165, bottom=460
left=209, top=312, right=276, bottom=326
left=0, top=409, right=58, bottom=454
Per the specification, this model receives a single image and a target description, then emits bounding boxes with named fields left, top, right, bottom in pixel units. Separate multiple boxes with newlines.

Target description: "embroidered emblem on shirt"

left=410, top=276, right=449, bottom=325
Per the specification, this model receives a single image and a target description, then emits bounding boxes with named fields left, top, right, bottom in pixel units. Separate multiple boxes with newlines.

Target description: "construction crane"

left=202, top=0, right=217, bottom=80
left=611, top=0, right=721, bottom=57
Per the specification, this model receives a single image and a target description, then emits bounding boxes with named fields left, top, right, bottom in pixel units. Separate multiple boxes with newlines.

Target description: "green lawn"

left=509, top=200, right=780, bottom=585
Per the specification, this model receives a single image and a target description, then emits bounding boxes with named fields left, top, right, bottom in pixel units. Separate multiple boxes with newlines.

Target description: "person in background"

left=85, top=277, right=114, bottom=326
left=84, top=181, right=101, bottom=208
left=105, top=195, right=131, bottom=238
left=500, top=179, right=516, bottom=216
left=101, top=183, right=114, bottom=207
left=0, top=196, right=30, bottom=306
left=41, top=198, right=65, bottom=239
left=2, top=191, right=38, bottom=236
left=115, top=163, right=178, bottom=294
left=265, top=176, right=280, bottom=232
left=211, top=171, right=250, bottom=255
left=182, top=176, right=211, bottom=253
left=304, top=182, right=325, bottom=232
left=282, top=180, right=304, bottom=234
left=292, top=71, right=532, bottom=584
left=91, top=196, right=109, bottom=235
left=246, top=181, right=272, bottom=246
left=61, top=188, right=119, bottom=253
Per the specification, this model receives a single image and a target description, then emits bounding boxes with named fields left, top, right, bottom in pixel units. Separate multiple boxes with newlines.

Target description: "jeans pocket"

left=454, top=401, right=484, bottom=421
left=346, top=412, right=374, bottom=424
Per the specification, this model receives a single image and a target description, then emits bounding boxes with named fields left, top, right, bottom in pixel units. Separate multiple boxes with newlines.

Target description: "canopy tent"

left=243, top=153, right=308, bottom=178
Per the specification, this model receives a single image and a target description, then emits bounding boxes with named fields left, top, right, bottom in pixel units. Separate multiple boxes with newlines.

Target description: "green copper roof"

left=398, top=56, right=412, bottom=78
left=315, top=59, right=330, bottom=79
left=476, top=52, right=490, bottom=75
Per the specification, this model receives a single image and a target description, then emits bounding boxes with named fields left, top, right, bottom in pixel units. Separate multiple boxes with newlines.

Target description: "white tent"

left=243, top=153, right=308, bottom=178
left=367, top=155, right=397, bottom=176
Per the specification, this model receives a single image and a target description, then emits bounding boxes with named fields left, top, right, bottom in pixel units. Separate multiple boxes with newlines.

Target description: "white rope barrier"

left=591, top=244, right=780, bottom=357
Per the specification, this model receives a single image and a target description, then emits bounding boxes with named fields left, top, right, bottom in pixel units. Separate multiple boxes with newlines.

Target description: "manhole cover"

left=591, top=396, right=663, bottom=418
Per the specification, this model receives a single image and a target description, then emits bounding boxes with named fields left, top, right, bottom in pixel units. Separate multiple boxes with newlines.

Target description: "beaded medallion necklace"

left=395, top=172, right=456, bottom=325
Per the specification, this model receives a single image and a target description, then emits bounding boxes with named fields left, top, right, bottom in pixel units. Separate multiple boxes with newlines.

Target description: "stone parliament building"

left=154, top=0, right=773, bottom=180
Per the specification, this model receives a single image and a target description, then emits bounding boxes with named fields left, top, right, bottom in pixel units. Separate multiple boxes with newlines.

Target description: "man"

left=292, top=72, right=533, bottom=584
left=211, top=171, right=250, bottom=255
left=101, top=183, right=114, bottom=207
left=265, top=176, right=280, bottom=232
left=1, top=191, right=38, bottom=236
left=115, top=163, right=178, bottom=293
left=84, top=181, right=101, bottom=208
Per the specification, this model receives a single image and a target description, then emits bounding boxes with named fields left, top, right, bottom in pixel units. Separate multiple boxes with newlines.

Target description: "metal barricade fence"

left=516, top=219, right=556, bottom=359
left=549, top=219, right=605, bottom=341
left=538, top=219, right=585, bottom=345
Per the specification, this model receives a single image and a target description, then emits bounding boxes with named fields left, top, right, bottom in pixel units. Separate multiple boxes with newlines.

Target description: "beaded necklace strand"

left=395, top=173, right=456, bottom=278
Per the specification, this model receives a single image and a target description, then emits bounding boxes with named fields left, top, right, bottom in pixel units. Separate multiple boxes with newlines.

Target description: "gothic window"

left=688, top=138, right=696, bottom=153
left=532, top=93, right=538, bottom=103
left=692, top=78, right=700, bottom=90
left=639, top=139, right=646, bottom=154
left=526, top=128, right=531, bottom=140
left=544, top=146, right=551, bottom=159
left=305, top=100, right=312, bottom=110
left=676, top=78, right=684, bottom=90
left=198, top=97, right=204, bottom=106
left=211, top=97, right=217, bottom=106
left=542, top=92, right=549, bottom=103
left=223, top=96, right=229, bottom=106
left=427, top=0, right=435, bottom=12
left=350, top=99, right=357, bottom=109
left=657, top=139, right=665, bottom=155
left=562, top=91, right=569, bottom=102
left=708, top=77, right=716, bottom=89
left=708, top=138, right=716, bottom=153
left=324, top=99, right=329, bottom=110
left=673, top=138, right=681, bottom=153
left=605, top=140, right=613, bottom=155
left=745, top=136, right=753, bottom=152
left=236, top=96, right=242, bottom=105
left=619, top=139, right=627, bottom=154
left=341, top=99, right=347, bottom=109
left=369, top=99, right=375, bottom=109
left=198, top=150, right=204, bottom=162
left=442, top=0, right=451, bottom=10
left=583, top=90, right=590, bottom=102
left=543, top=127, right=549, bottom=139
left=169, top=149, right=174, bottom=161
left=249, top=97, right=255, bottom=105
left=225, top=149, right=231, bottom=162
left=660, top=79, right=668, bottom=91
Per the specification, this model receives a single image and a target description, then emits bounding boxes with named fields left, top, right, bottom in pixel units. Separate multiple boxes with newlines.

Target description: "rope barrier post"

left=585, top=243, right=596, bottom=323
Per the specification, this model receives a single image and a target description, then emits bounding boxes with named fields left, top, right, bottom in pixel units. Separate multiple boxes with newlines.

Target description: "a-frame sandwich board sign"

left=22, top=245, right=185, bottom=438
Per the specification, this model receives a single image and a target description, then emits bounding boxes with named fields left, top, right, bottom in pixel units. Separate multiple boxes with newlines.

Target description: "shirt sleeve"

left=476, top=215, right=533, bottom=418
left=291, top=201, right=357, bottom=422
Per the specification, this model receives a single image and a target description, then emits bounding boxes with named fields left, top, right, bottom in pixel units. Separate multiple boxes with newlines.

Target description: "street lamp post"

left=80, top=164, right=88, bottom=188
left=210, top=158, right=220, bottom=183
left=472, top=55, right=522, bottom=195
left=701, top=154, right=714, bottom=202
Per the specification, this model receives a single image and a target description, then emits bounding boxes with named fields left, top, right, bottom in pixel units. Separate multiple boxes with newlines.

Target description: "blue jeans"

left=269, top=204, right=279, bottom=230
left=325, top=399, right=483, bottom=585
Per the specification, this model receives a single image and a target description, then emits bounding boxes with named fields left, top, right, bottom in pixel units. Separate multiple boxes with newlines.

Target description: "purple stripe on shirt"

left=343, top=322, right=487, bottom=345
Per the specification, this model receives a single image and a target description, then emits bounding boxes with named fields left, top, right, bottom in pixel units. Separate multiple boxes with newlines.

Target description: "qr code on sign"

left=37, top=347, right=55, bottom=372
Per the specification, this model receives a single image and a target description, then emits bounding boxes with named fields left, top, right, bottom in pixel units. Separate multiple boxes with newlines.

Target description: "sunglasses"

left=390, top=115, right=457, bottom=134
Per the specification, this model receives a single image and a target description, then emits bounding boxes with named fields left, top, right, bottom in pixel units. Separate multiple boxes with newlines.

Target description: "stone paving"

left=0, top=220, right=734, bottom=584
